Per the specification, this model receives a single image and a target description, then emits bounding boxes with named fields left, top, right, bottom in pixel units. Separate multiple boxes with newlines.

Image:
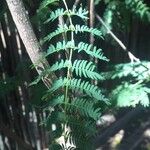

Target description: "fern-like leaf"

left=39, top=0, right=59, bottom=10
left=30, top=60, right=70, bottom=86
left=48, top=96, right=101, bottom=120
left=49, top=59, right=71, bottom=72
left=49, top=95, right=65, bottom=107
left=46, top=40, right=75, bottom=56
left=74, top=25, right=103, bottom=38
left=47, top=78, right=65, bottom=93
left=47, top=77, right=107, bottom=102
left=77, top=42, right=109, bottom=61
left=45, top=7, right=88, bottom=23
left=37, top=1, right=109, bottom=149
left=125, top=0, right=150, bottom=21
left=42, top=59, right=103, bottom=80
left=72, top=60, right=104, bottom=80
left=68, top=78, right=108, bottom=102
left=101, top=61, right=150, bottom=80
left=45, top=8, right=65, bottom=23
left=100, top=8, right=113, bottom=35
left=43, top=24, right=70, bottom=42
left=68, top=98, right=101, bottom=120
left=44, top=24, right=103, bottom=42
left=46, top=41, right=109, bottom=62
left=111, top=83, right=150, bottom=107
left=71, top=7, right=88, bottom=20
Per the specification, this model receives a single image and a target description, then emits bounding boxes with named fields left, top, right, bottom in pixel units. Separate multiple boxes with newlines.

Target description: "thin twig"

left=74, top=0, right=80, bottom=7
left=89, top=0, right=98, bottom=85
left=96, top=14, right=140, bottom=63
left=89, top=0, right=95, bottom=45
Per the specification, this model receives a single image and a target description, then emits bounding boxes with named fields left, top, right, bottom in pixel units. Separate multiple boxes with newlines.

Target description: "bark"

left=88, top=0, right=95, bottom=45
left=5, top=0, right=57, bottom=88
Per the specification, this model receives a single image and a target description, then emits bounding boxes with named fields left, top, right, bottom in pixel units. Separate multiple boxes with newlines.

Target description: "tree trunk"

left=5, top=0, right=57, bottom=88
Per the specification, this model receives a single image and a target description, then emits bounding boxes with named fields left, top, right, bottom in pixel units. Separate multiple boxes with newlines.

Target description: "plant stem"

left=96, top=14, right=140, bottom=63
left=62, top=0, right=75, bottom=147
left=63, top=0, right=74, bottom=106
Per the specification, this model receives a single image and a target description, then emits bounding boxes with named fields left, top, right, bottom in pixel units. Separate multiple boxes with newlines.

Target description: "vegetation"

left=0, top=0, right=150, bottom=149
left=33, top=0, right=109, bottom=149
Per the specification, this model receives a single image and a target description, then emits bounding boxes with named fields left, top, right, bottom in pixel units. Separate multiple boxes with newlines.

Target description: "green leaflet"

left=46, top=41, right=108, bottom=61
left=74, top=24, right=103, bottom=38
left=111, top=83, right=150, bottom=107
left=46, top=8, right=65, bottom=22
left=100, top=8, right=113, bottom=36
left=42, top=59, right=103, bottom=80
left=72, top=60, right=104, bottom=80
left=45, top=7, right=88, bottom=23
left=77, top=42, right=109, bottom=61
left=43, top=24, right=103, bottom=42
left=48, top=95, right=101, bottom=120
left=48, top=95, right=65, bottom=107
left=47, top=77, right=65, bottom=93
left=101, top=61, right=150, bottom=107
left=69, top=98, right=101, bottom=120
left=48, top=59, right=71, bottom=72
left=43, top=24, right=70, bottom=42
left=67, top=78, right=104, bottom=101
left=46, top=40, right=75, bottom=55
left=47, top=77, right=107, bottom=102
left=125, top=0, right=150, bottom=21
left=102, top=61, right=150, bottom=80
left=94, top=0, right=102, bottom=5
left=39, top=0, right=59, bottom=10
